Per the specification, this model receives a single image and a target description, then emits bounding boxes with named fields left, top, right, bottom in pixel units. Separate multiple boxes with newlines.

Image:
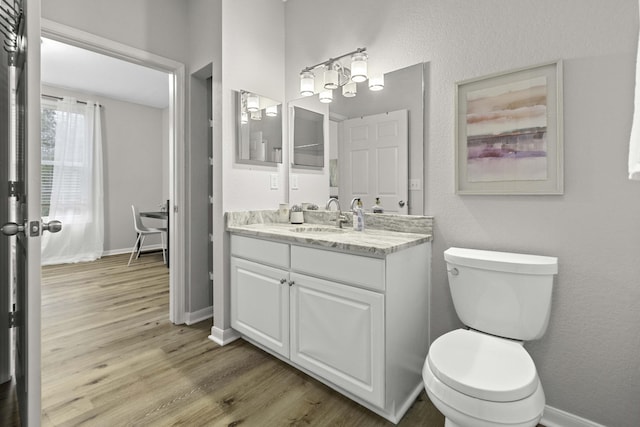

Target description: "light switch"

left=270, top=173, right=279, bottom=190
left=291, top=174, right=299, bottom=190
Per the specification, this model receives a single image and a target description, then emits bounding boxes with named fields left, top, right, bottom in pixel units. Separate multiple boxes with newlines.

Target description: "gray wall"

left=286, top=1, right=640, bottom=426
left=42, top=85, right=167, bottom=253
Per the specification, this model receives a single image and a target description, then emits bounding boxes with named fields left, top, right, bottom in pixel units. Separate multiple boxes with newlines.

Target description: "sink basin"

left=293, top=225, right=347, bottom=234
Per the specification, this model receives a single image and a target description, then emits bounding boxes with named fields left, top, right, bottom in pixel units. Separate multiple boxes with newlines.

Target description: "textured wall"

left=285, top=1, right=640, bottom=426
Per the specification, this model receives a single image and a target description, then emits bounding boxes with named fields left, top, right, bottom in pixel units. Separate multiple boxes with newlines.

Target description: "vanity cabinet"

left=230, top=233, right=430, bottom=424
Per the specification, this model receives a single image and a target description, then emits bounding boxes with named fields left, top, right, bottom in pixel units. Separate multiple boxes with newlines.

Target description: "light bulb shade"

left=351, top=52, right=368, bottom=83
left=319, top=89, right=333, bottom=103
left=342, top=80, right=357, bottom=97
left=241, top=110, right=248, bottom=124
left=265, top=105, right=278, bottom=117
left=369, top=74, right=384, bottom=91
left=250, top=110, right=262, bottom=120
left=246, top=93, right=260, bottom=112
left=300, top=71, right=315, bottom=97
left=324, top=66, right=339, bottom=90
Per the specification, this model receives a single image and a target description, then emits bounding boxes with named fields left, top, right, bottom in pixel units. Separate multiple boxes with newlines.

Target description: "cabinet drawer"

left=231, top=234, right=290, bottom=269
left=291, top=245, right=385, bottom=292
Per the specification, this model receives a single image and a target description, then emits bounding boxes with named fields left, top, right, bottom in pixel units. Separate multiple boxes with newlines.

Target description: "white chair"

left=128, top=205, right=167, bottom=266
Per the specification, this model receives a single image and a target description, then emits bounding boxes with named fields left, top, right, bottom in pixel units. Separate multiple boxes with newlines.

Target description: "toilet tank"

left=444, top=247, right=558, bottom=341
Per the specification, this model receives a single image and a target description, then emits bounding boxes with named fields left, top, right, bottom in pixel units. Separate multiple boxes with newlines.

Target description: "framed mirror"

left=292, top=106, right=324, bottom=168
left=235, top=90, right=283, bottom=164
left=288, top=62, right=425, bottom=215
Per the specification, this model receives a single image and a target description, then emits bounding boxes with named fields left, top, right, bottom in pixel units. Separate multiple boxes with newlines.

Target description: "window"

left=40, top=99, right=91, bottom=220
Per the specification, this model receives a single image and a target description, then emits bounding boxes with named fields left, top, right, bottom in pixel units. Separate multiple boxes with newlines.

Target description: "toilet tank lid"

left=445, top=247, right=558, bottom=275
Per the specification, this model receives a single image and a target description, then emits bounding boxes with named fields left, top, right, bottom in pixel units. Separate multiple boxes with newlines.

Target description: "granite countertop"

left=226, top=210, right=433, bottom=257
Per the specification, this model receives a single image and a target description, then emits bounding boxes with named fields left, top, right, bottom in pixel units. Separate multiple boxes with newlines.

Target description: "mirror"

left=288, top=62, right=425, bottom=215
left=235, top=90, right=283, bottom=164
left=292, top=106, right=324, bottom=168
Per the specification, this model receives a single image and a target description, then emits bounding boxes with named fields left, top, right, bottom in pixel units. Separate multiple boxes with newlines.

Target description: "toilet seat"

left=423, top=355, right=545, bottom=426
left=427, top=329, right=538, bottom=402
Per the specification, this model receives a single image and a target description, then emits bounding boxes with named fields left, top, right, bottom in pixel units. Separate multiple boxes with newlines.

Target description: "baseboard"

left=102, top=244, right=164, bottom=257
left=542, top=405, right=606, bottom=427
left=208, top=326, right=241, bottom=346
left=185, top=306, right=212, bottom=325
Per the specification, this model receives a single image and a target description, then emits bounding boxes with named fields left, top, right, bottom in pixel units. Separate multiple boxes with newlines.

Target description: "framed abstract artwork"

left=455, top=61, right=563, bottom=195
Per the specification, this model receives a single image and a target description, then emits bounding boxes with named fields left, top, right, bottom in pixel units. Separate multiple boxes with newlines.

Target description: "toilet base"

left=445, top=418, right=461, bottom=427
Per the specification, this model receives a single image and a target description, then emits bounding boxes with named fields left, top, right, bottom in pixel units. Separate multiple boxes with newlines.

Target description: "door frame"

left=40, top=19, right=187, bottom=324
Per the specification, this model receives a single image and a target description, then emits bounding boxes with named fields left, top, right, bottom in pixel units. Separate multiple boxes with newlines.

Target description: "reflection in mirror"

left=292, top=106, right=324, bottom=167
left=288, top=63, right=425, bottom=215
left=235, top=90, right=283, bottom=164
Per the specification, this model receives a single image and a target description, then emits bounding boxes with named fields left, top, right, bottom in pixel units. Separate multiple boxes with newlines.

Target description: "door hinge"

left=8, top=181, right=21, bottom=197
left=8, top=311, right=17, bottom=328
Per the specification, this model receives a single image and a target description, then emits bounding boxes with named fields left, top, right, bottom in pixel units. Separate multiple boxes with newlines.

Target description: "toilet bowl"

left=423, top=329, right=545, bottom=427
left=424, top=247, right=557, bottom=427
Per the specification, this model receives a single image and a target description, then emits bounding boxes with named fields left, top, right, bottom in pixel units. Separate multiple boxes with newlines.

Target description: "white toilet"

left=423, top=247, right=558, bottom=427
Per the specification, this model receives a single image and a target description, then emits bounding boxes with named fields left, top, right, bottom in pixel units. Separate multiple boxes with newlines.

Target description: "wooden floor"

left=13, top=252, right=445, bottom=426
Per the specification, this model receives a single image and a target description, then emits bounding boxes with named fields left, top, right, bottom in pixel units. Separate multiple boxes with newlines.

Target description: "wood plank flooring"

left=32, top=252, right=446, bottom=426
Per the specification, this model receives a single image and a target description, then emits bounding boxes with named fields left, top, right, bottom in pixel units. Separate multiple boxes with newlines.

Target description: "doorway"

left=41, top=19, right=187, bottom=324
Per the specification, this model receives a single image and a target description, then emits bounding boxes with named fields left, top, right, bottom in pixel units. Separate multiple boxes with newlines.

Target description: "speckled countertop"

left=226, top=210, right=433, bottom=257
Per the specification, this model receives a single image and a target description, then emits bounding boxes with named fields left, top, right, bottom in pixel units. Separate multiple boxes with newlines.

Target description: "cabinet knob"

left=288, top=280, right=295, bottom=287
left=280, top=278, right=287, bottom=284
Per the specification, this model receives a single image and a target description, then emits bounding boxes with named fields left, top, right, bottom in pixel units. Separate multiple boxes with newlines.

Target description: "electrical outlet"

left=270, top=173, right=279, bottom=190
left=409, top=179, right=422, bottom=190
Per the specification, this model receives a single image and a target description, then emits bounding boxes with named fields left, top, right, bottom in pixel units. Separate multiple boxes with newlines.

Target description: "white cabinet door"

left=289, top=272, right=385, bottom=407
left=231, top=257, right=290, bottom=358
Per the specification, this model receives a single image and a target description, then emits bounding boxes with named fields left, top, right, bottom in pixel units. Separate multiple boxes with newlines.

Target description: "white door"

left=339, top=109, right=408, bottom=214
left=0, top=1, right=46, bottom=425
left=230, top=257, right=290, bottom=358
left=289, top=272, right=385, bottom=407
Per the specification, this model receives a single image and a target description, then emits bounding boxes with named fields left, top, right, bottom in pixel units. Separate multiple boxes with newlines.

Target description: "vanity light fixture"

left=300, top=71, right=315, bottom=97
left=250, top=109, right=262, bottom=121
left=246, top=93, right=260, bottom=112
left=298, top=47, right=381, bottom=102
left=342, top=80, right=357, bottom=97
left=350, top=52, right=368, bottom=83
left=368, top=74, right=384, bottom=91
left=323, top=64, right=339, bottom=90
left=265, top=105, right=278, bottom=117
left=319, top=89, right=333, bottom=103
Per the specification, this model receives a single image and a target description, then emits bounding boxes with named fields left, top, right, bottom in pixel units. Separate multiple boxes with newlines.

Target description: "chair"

left=128, top=205, right=167, bottom=266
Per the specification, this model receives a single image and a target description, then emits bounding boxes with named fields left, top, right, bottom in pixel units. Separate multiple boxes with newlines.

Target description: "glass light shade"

left=250, top=110, right=262, bottom=120
left=319, top=89, right=333, bottom=103
left=241, top=110, right=248, bottom=124
left=265, top=105, right=278, bottom=117
left=324, top=66, right=339, bottom=90
left=350, top=52, right=368, bottom=83
left=369, top=74, right=384, bottom=91
left=246, top=93, right=260, bottom=112
left=342, top=80, right=357, bottom=97
left=300, top=71, right=315, bottom=97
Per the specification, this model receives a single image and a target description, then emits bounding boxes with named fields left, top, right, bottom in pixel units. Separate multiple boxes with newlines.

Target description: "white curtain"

left=41, top=97, right=104, bottom=265
left=629, top=1, right=640, bottom=180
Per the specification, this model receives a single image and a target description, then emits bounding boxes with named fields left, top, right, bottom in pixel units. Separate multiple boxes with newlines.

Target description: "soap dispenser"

left=372, top=197, right=384, bottom=213
left=353, top=199, right=365, bottom=231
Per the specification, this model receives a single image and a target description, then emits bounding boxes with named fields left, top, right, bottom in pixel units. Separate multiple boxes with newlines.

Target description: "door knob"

left=1, top=222, right=24, bottom=236
left=42, top=220, right=62, bottom=234
left=398, top=200, right=405, bottom=207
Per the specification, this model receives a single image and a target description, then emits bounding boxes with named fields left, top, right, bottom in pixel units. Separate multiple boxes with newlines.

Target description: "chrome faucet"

left=350, top=197, right=360, bottom=211
left=326, top=197, right=347, bottom=228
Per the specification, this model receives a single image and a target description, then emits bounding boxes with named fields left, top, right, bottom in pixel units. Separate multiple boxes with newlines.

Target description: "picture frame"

left=455, top=61, right=563, bottom=195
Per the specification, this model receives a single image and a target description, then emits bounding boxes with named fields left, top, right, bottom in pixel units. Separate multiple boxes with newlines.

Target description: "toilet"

left=423, top=247, right=558, bottom=427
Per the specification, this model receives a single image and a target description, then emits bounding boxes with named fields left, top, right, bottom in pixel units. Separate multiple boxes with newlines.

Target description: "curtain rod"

left=41, top=93, right=102, bottom=107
